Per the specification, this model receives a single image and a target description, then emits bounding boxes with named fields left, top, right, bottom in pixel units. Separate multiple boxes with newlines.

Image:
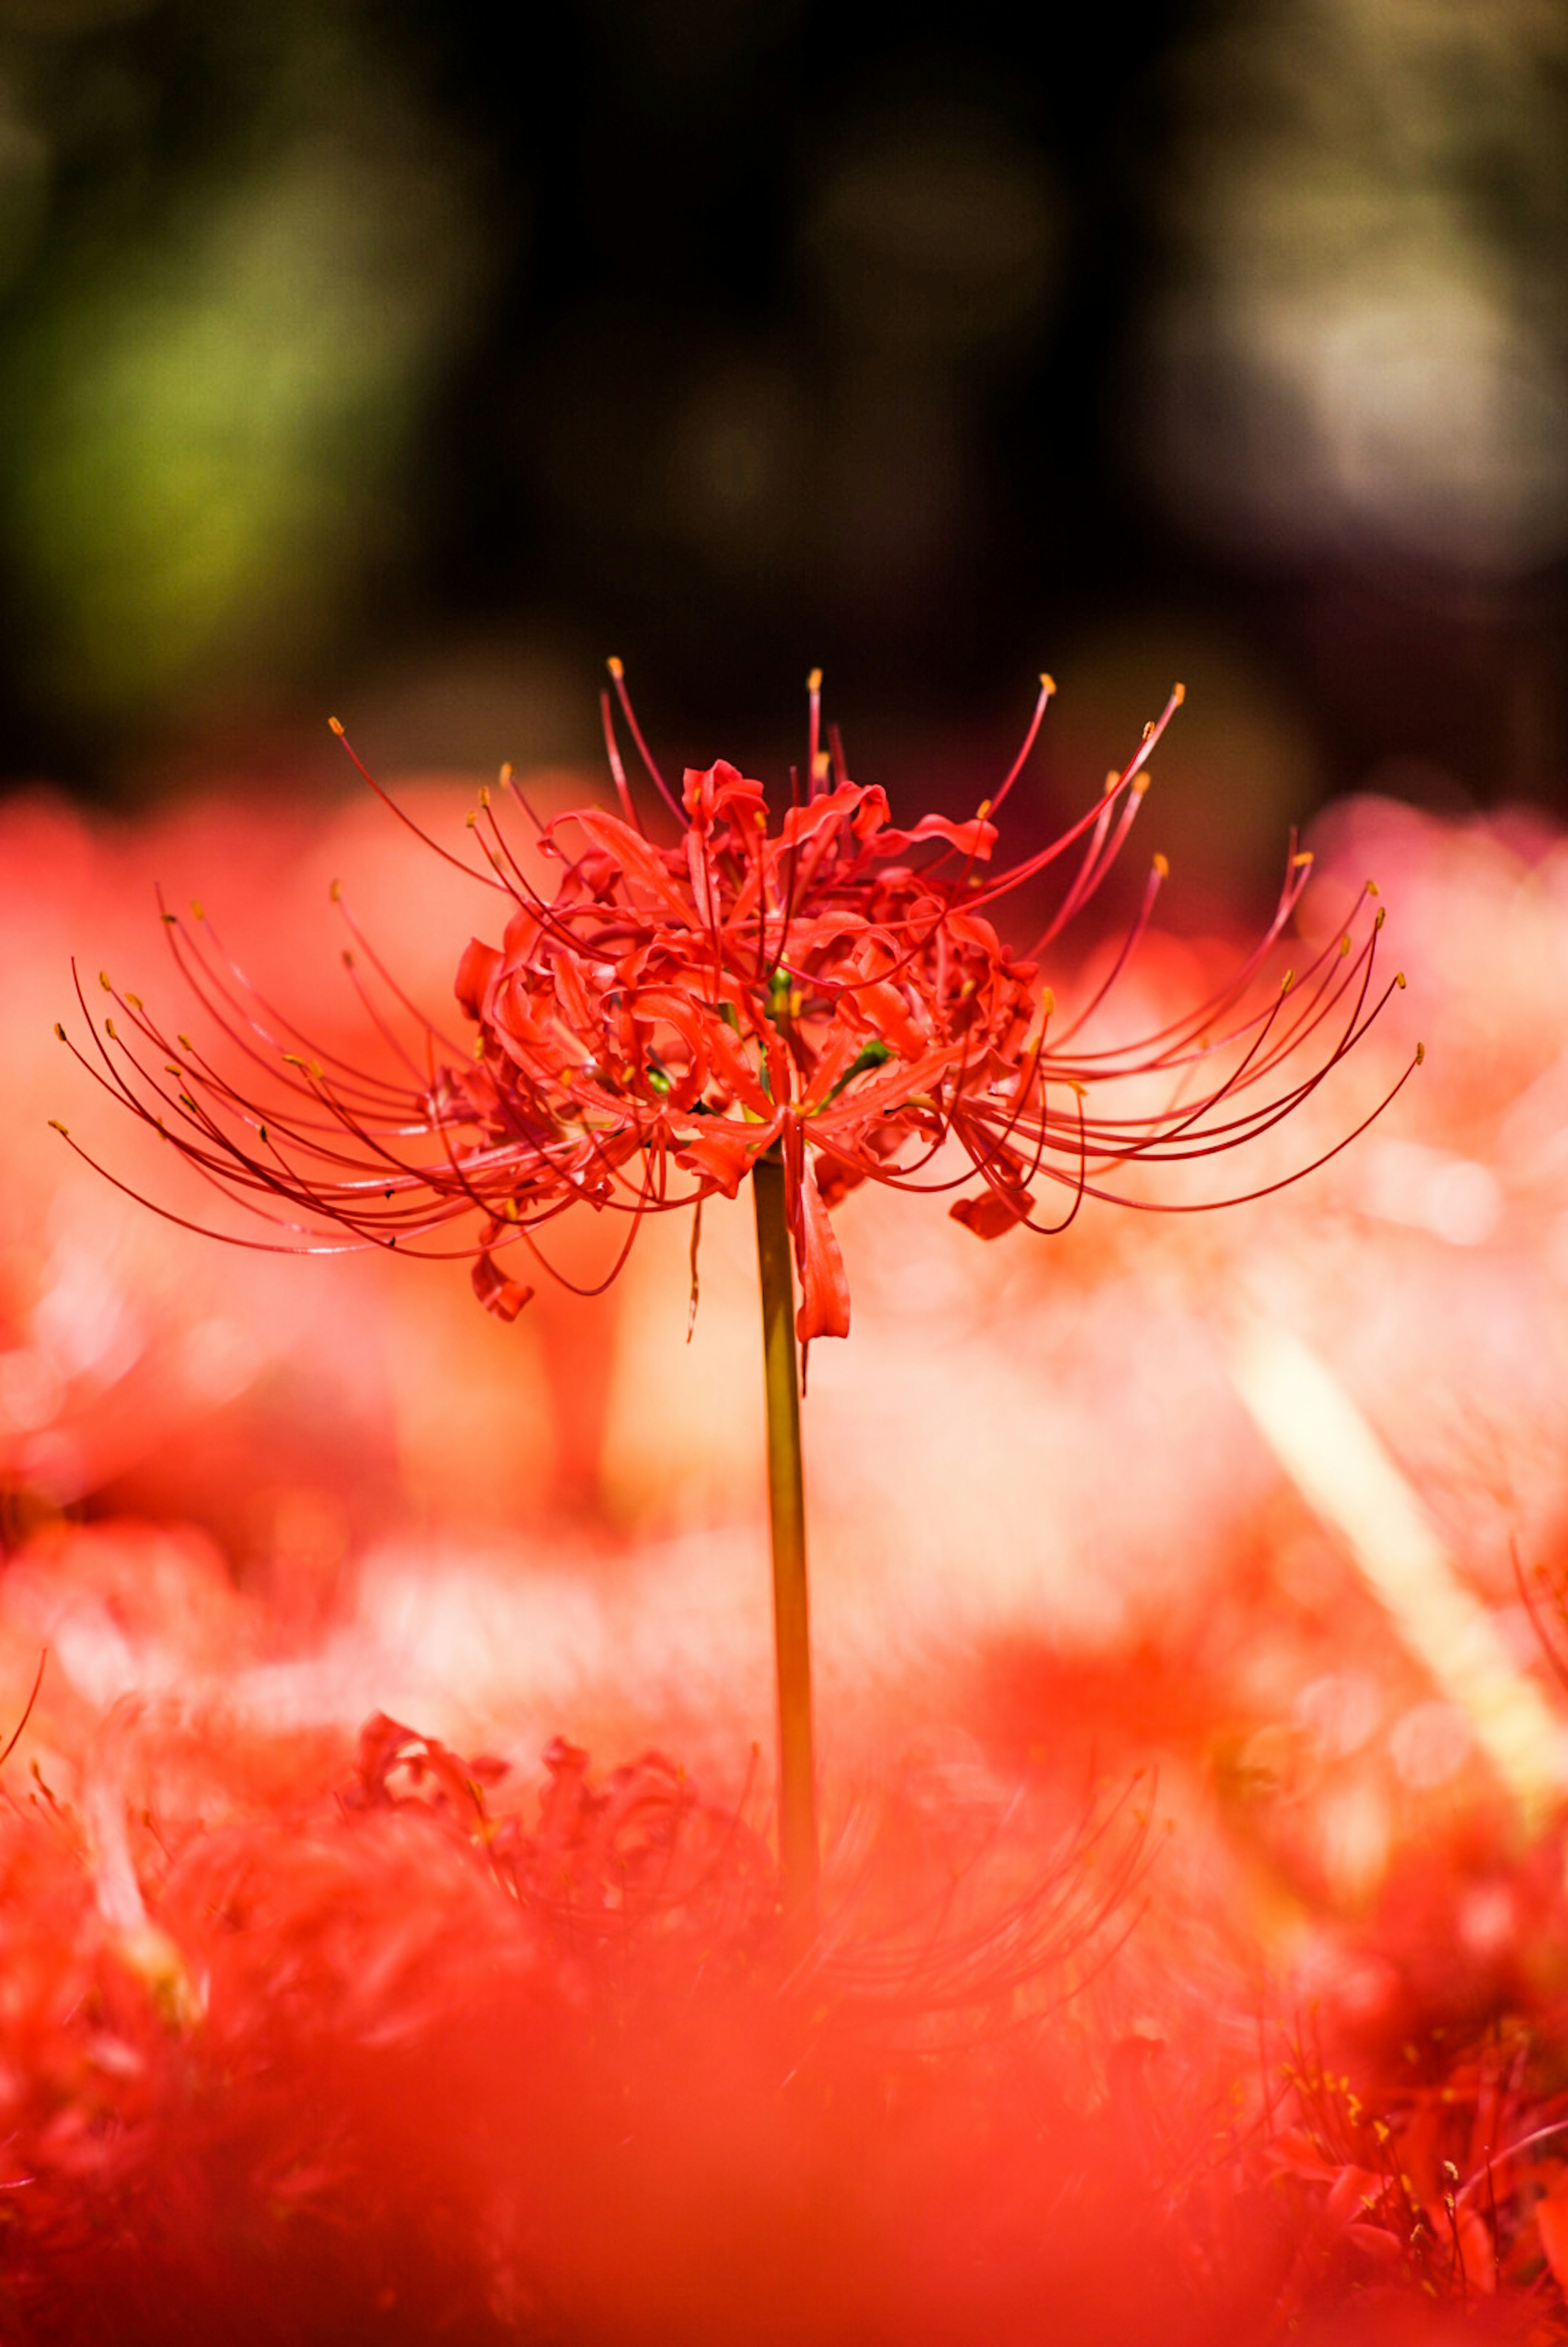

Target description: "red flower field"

left=4, top=701, right=1568, bottom=2342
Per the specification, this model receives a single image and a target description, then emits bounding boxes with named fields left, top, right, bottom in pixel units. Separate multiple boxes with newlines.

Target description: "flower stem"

left=752, top=1150, right=819, bottom=1935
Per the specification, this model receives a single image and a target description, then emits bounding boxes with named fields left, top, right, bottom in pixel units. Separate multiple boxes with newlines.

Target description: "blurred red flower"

left=58, top=667, right=1414, bottom=1344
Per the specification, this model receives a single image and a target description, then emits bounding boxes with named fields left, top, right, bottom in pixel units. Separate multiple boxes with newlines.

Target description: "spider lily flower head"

left=55, top=664, right=1419, bottom=1348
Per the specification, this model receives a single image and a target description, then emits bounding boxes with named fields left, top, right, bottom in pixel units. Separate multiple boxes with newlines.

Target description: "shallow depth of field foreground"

left=6, top=754, right=1568, bottom=2345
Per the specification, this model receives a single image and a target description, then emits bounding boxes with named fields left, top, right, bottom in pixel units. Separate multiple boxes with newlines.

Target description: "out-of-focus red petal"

left=1536, top=2176, right=1568, bottom=2292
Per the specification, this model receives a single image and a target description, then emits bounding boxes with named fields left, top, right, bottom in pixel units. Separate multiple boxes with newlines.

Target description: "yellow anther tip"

left=53, top=1022, right=65, bottom=1041
left=1172, top=681, right=1186, bottom=704
left=1152, top=851, right=1169, bottom=878
left=1040, top=672, right=1056, bottom=696
left=607, top=655, right=624, bottom=678
left=48, top=1119, right=67, bottom=1135
left=1292, top=850, right=1313, bottom=869
left=807, top=667, right=822, bottom=693
left=329, top=877, right=341, bottom=902
left=1395, top=970, right=1406, bottom=988
left=98, top=969, right=111, bottom=991
left=1416, top=1041, right=1426, bottom=1065
left=328, top=716, right=345, bottom=736
left=976, top=798, right=993, bottom=820
left=1134, top=769, right=1153, bottom=796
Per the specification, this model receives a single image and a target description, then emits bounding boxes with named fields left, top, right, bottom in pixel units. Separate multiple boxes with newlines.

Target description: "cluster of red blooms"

left=57, top=666, right=1416, bottom=1340
left=0, top=1688, right=1219, bottom=2347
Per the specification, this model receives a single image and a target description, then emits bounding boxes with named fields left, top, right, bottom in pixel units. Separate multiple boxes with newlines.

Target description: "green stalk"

left=752, top=1150, right=819, bottom=1934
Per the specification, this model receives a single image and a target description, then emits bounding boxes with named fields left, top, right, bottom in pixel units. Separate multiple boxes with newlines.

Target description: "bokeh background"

left=0, top=0, right=1562, bottom=857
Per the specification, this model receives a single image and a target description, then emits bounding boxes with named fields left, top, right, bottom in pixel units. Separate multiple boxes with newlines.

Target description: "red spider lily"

left=53, top=665, right=1418, bottom=1349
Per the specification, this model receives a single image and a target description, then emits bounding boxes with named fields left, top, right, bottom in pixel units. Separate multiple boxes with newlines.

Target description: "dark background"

left=0, top=0, right=1562, bottom=891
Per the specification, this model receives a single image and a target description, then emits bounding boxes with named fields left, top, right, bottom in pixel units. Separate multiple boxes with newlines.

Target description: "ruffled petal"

left=471, top=1253, right=535, bottom=1320
left=454, top=937, right=501, bottom=1020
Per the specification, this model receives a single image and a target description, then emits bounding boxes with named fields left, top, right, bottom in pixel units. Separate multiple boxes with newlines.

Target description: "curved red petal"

left=794, top=1158, right=851, bottom=1343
